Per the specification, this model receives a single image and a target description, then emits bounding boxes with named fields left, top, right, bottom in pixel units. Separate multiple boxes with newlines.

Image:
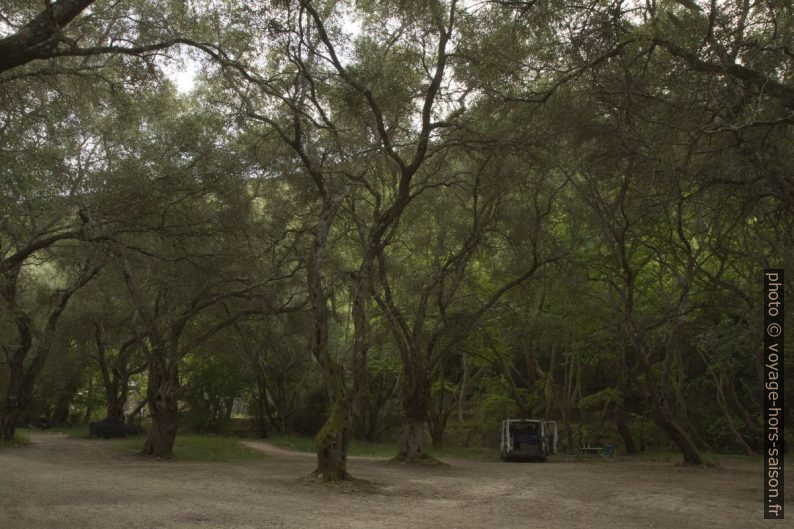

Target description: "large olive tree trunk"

left=396, top=372, right=431, bottom=462
left=308, top=210, right=354, bottom=481
left=50, top=365, right=85, bottom=425
left=1, top=369, right=26, bottom=442
left=314, top=368, right=352, bottom=481
left=141, top=355, right=179, bottom=458
left=105, top=395, right=127, bottom=424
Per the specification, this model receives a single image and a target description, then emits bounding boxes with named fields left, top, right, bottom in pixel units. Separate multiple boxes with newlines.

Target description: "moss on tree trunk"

left=313, top=374, right=351, bottom=481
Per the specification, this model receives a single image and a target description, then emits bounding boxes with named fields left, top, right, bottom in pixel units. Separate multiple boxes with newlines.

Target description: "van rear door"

left=545, top=421, right=558, bottom=455
left=500, top=419, right=510, bottom=453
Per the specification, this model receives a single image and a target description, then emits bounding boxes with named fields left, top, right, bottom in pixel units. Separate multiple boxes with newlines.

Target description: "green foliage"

left=578, top=388, right=621, bottom=411
left=182, top=347, right=250, bottom=434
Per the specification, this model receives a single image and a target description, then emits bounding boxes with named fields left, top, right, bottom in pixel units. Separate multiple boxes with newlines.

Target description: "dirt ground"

left=0, top=433, right=788, bottom=529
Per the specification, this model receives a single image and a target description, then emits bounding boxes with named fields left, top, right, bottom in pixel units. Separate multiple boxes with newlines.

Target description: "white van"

left=500, top=419, right=558, bottom=461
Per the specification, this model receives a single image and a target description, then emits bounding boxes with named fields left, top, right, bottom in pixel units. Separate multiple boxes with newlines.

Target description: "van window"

left=511, top=422, right=539, bottom=434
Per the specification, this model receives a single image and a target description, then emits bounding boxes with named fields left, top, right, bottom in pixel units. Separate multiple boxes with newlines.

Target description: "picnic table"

left=566, top=445, right=615, bottom=461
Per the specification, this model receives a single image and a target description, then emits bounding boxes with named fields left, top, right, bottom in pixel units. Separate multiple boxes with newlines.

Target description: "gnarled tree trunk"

left=308, top=208, right=354, bottom=481
left=614, top=330, right=637, bottom=454
left=2, top=330, right=30, bottom=442
left=1, top=371, right=25, bottom=442
left=314, top=368, right=351, bottom=481
left=395, top=369, right=431, bottom=462
left=614, top=406, right=637, bottom=455
left=141, top=355, right=179, bottom=458
left=51, top=368, right=84, bottom=426
left=399, top=416, right=426, bottom=460
left=105, top=393, right=127, bottom=424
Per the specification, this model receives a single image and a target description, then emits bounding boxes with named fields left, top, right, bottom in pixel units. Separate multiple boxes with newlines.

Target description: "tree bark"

left=1, top=407, right=22, bottom=442
left=1, top=367, right=26, bottom=441
left=314, top=365, right=351, bottom=480
left=84, top=373, right=94, bottom=423
left=105, top=394, right=127, bottom=423
left=614, top=406, right=637, bottom=455
left=2, top=342, right=29, bottom=442
left=50, top=396, right=71, bottom=426
left=399, top=416, right=426, bottom=460
left=428, top=412, right=451, bottom=449
left=94, top=324, right=137, bottom=423
left=0, top=0, right=95, bottom=73
left=458, top=351, right=469, bottom=430
left=141, top=356, right=179, bottom=458
left=712, top=371, right=755, bottom=455
left=254, top=370, right=271, bottom=438
left=614, top=329, right=637, bottom=454
left=308, top=207, right=354, bottom=481
left=428, top=365, right=454, bottom=448
left=395, top=371, right=431, bottom=462
left=726, top=376, right=762, bottom=449
left=51, top=368, right=84, bottom=425
left=428, top=393, right=452, bottom=449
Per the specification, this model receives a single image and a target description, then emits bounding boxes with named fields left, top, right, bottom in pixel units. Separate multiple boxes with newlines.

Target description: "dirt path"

left=0, top=433, right=787, bottom=529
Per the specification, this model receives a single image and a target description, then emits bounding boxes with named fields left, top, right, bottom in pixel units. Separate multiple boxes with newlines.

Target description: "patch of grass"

left=350, top=439, right=403, bottom=458
left=268, top=435, right=499, bottom=461
left=46, top=425, right=92, bottom=439
left=114, top=435, right=267, bottom=462
left=269, top=435, right=397, bottom=458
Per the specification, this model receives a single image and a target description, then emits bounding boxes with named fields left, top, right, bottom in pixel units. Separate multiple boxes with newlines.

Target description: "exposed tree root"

left=389, top=452, right=446, bottom=466
left=298, top=472, right=379, bottom=493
